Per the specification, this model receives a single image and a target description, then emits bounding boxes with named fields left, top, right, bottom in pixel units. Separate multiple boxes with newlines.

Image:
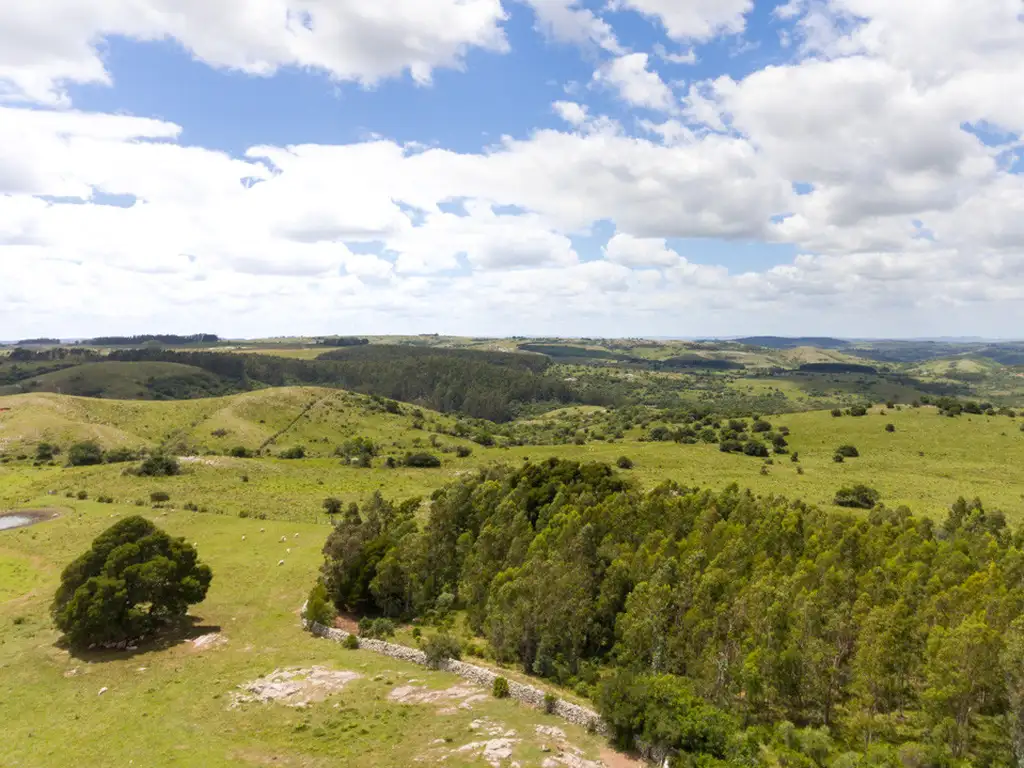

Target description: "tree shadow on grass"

left=61, top=615, right=223, bottom=662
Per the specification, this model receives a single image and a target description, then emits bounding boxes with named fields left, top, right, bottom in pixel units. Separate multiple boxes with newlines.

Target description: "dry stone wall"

left=305, top=619, right=607, bottom=734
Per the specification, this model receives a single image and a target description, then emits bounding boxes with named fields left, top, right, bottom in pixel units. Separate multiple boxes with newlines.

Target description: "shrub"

left=104, top=447, right=137, bottom=464
left=790, top=452, right=799, bottom=463
left=833, top=453, right=845, bottom=463
left=343, top=633, right=359, bottom=650
left=150, top=491, right=170, bottom=503
left=35, top=442, right=59, bottom=461
left=544, top=692, right=558, bottom=714
left=404, top=452, right=441, bottom=468
left=279, top=446, right=306, bottom=459
left=423, top=633, right=462, bottom=667
left=76, top=490, right=88, bottom=500
left=68, top=441, right=104, bottom=467
left=241, top=474, right=249, bottom=483
left=493, top=676, right=511, bottom=699
left=743, top=441, right=770, bottom=458
left=719, top=439, right=744, bottom=453
left=834, top=484, right=881, bottom=509
left=850, top=405, right=868, bottom=417
left=830, top=409, right=842, bottom=418
left=616, top=456, right=634, bottom=470
left=455, top=446, right=473, bottom=458
left=305, top=581, right=336, bottom=626
left=51, top=516, right=212, bottom=648
left=836, top=444, right=860, bottom=458
left=359, top=618, right=395, bottom=639
left=751, top=420, right=771, bottom=433
left=885, top=423, right=896, bottom=433
left=229, top=446, right=253, bottom=458
left=135, top=454, right=180, bottom=477
left=886, top=401, right=895, bottom=409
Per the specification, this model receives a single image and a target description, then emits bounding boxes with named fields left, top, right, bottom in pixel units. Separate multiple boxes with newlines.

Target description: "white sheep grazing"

left=242, top=535, right=246, bottom=541
left=280, top=535, right=286, bottom=543
left=260, top=528, right=265, bottom=533
left=278, top=559, right=285, bottom=566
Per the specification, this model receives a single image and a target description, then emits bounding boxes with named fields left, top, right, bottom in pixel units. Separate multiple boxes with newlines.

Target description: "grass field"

left=4, top=390, right=1024, bottom=524
left=0, top=501, right=621, bottom=768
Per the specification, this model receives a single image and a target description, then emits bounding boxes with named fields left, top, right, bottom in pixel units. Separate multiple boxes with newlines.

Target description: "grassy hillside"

left=5, top=390, right=1024, bottom=523
left=0, top=501, right=621, bottom=767
left=1, top=361, right=238, bottom=400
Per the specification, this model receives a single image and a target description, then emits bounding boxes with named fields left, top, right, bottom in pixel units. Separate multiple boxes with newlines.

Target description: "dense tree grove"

left=81, top=334, right=220, bottom=346
left=320, top=460, right=1024, bottom=765
left=108, top=346, right=600, bottom=421
left=52, top=516, right=212, bottom=648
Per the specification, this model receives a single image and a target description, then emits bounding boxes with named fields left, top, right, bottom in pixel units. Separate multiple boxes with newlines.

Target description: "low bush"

left=831, top=409, right=842, bottom=418
left=358, top=617, right=396, bottom=639
left=404, top=452, right=441, bottom=468
left=836, top=444, right=860, bottom=458
left=76, top=490, right=88, bottom=500
left=455, top=446, right=473, bottom=458
left=135, top=454, right=180, bottom=477
left=279, top=446, right=306, bottom=460
left=423, top=633, right=462, bottom=667
left=150, top=491, right=170, bottom=503
left=343, top=633, right=359, bottom=650
left=885, top=423, right=896, bottom=433
left=616, top=456, right=634, bottom=469
left=544, top=692, right=558, bottom=714
left=493, top=676, right=510, bottom=699
left=68, top=441, right=104, bottom=467
left=305, top=581, right=336, bottom=626
left=104, top=447, right=138, bottom=464
left=229, top=446, right=253, bottom=458
left=834, top=484, right=881, bottom=509
left=850, top=405, right=868, bottom=417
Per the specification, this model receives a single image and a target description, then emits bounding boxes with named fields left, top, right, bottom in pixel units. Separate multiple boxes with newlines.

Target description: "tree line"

left=107, top=346, right=602, bottom=421
left=80, top=334, right=220, bottom=346
left=319, top=459, right=1024, bottom=766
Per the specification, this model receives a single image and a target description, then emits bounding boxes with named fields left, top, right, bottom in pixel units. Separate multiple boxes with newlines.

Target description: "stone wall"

left=305, top=618, right=607, bottom=734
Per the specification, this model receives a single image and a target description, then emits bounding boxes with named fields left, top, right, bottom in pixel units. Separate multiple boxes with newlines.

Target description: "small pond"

left=0, top=515, right=35, bottom=531
left=0, top=510, right=58, bottom=531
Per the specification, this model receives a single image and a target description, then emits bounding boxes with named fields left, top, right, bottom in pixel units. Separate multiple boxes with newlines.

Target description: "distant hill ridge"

left=734, top=336, right=851, bottom=349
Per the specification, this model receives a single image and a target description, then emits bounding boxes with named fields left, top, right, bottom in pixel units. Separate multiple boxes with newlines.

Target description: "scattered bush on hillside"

left=836, top=444, right=860, bottom=458
left=833, top=453, right=845, bottom=463
left=103, top=447, right=137, bottom=464
left=76, top=490, right=88, bottom=500
left=743, top=441, right=770, bottom=458
left=791, top=452, right=800, bottom=462
left=358, top=617, right=396, bottom=639
left=544, top=692, right=558, bottom=714
left=336, top=437, right=377, bottom=466
left=343, top=633, right=359, bottom=649
left=493, top=676, right=510, bottom=699
left=68, top=441, right=104, bottom=467
left=35, top=443, right=60, bottom=461
left=850, top=405, right=868, bottom=417
left=51, top=516, right=212, bottom=648
left=404, top=452, right=441, bottom=468
left=834, top=484, right=881, bottom=509
left=616, top=456, right=634, bottom=469
left=752, top=419, right=771, bottom=433
left=279, top=446, right=306, bottom=460
left=135, top=454, right=180, bottom=477
left=229, top=446, right=253, bottom=458
left=455, top=445, right=473, bottom=458
left=323, top=497, right=343, bottom=524
left=304, top=581, right=336, bottom=627
left=831, top=409, right=843, bottom=418
left=150, top=491, right=170, bottom=503
left=719, top=439, right=744, bottom=453
left=423, top=633, right=462, bottom=667
left=885, top=423, right=896, bottom=433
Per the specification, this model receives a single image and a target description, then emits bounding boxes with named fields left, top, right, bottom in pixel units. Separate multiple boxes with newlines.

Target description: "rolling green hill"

left=0, top=361, right=238, bottom=400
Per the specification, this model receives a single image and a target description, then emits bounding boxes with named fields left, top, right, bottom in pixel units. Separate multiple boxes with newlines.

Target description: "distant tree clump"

left=323, top=497, right=343, bottom=524
left=35, top=442, right=60, bottom=462
left=67, top=441, right=104, bottom=467
left=104, top=447, right=138, bottom=464
left=404, top=452, right=441, bottom=468
left=51, top=516, right=211, bottom=648
left=616, top=456, right=634, bottom=469
left=278, top=446, right=306, bottom=460
left=850, top=405, right=868, bottom=417
left=831, top=409, right=843, bottom=418
left=455, top=445, right=473, bottom=458
left=834, top=483, right=881, bottom=509
left=135, top=454, right=181, bottom=477
left=836, top=444, right=860, bottom=458
left=743, top=440, right=770, bottom=458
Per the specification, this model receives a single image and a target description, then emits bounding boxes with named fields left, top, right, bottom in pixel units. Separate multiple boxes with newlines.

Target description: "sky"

left=1, top=1, right=1024, bottom=340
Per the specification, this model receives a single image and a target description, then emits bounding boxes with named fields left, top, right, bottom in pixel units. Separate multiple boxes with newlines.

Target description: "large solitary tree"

left=52, top=516, right=212, bottom=648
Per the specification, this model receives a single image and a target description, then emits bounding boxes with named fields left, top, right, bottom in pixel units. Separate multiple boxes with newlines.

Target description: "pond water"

left=0, top=515, right=36, bottom=531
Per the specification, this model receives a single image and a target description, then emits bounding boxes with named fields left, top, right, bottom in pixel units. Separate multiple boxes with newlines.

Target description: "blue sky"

left=1, top=1, right=1023, bottom=338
